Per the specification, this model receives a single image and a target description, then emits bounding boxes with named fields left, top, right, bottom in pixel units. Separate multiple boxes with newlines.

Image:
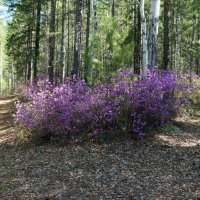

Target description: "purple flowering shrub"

left=15, top=68, right=191, bottom=141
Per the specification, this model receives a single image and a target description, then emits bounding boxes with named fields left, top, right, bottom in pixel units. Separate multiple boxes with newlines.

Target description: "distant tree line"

left=3, top=0, right=200, bottom=86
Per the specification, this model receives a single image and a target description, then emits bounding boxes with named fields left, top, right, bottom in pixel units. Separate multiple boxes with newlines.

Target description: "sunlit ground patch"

left=155, top=134, right=200, bottom=147
left=0, top=99, right=12, bottom=105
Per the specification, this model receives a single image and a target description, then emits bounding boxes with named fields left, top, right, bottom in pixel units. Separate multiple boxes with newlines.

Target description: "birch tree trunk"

left=44, top=4, right=49, bottom=75
left=147, top=0, right=160, bottom=68
left=55, top=9, right=60, bottom=84
left=140, top=0, right=147, bottom=78
left=67, top=0, right=70, bottom=77
left=170, top=3, right=175, bottom=70
left=60, top=0, right=66, bottom=83
left=90, top=0, right=97, bottom=82
left=175, top=9, right=181, bottom=71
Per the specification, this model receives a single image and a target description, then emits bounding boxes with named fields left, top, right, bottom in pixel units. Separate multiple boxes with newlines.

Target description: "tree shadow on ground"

left=174, top=121, right=200, bottom=133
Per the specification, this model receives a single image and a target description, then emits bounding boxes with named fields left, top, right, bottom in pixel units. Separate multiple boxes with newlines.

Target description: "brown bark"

left=48, top=0, right=56, bottom=84
left=33, top=0, right=41, bottom=82
left=72, top=0, right=82, bottom=77
left=163, top=0, right=170, bottom=70
left=84, top=0, right=91, bottom=80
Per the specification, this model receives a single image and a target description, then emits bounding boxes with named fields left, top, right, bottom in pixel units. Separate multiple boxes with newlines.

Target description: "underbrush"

left=15, top=68, right=194, bottom=142
left=189, top=75, right=200, bottom=106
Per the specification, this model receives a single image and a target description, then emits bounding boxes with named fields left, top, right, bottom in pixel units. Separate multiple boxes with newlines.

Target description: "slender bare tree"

left=73, top=0, right=82, bottom=77
left=48, top=0, right=56, bottom=84
left=140, top=0, right=147, bottom=78
left=163, top=0, right=169, bottom=70
left=60, top=0, right=66, bottom=83
left=90, top=0, right=97, bottom=81
left=33, top=0, right=41, bottom=82
left=85, top=0, right=91, bottom=80
left=147, top=0, right=161, bottom=68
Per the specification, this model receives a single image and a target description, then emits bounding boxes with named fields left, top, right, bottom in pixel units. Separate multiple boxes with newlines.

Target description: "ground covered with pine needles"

left=0, top=96, right=200, bottom=200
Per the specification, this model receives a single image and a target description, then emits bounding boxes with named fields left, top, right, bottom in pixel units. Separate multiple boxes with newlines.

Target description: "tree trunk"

left=67, top=0, right=70, bottom=77
left=112, top=0, right=115, bottom=17
left=196, top=20, right=200, bottom=75
left=197, top=4, right=200, bottom=75
left=44, top=4, right=49, bottom=75
left=169, top=2, right=175, bottom=70
left=60, top=0, right=66, bottom=83
left=84, top=0, right=91, bottom=81
left=27, top=28, right=32, bottom=84
left=33, top=0, right=41, bottom=82
left=79, top=0, right=84, bottom=77
left=140, top=0, right=147, bottom=78
left=90, top=0, right=97, bottom=82
left=134, top=0, right=141, bottom=74
left=55, top=7, right=60, bottom=84
left=11, top=61, right=15, bottom=91
left=147, top=0, right=160, bottom=68
left=163, top=0, right=169, bottom=70
left=48, top=0, right=56, bottom=84
left=174, top=1, right=181, bottom=71
left=72, top=0, right=82, bottom=77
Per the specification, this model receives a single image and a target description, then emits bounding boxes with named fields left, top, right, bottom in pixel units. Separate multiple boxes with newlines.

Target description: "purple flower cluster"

left=15, top=68, right=191, bottom=140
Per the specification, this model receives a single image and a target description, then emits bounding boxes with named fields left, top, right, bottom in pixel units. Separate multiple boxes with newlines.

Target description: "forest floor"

left=0, top=96, right=200, bottom=200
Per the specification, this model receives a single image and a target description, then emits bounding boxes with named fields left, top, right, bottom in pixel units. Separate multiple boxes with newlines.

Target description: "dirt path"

left=0, top=97, right=200, bottom=200
left=0, top=96, right=15, bottom=144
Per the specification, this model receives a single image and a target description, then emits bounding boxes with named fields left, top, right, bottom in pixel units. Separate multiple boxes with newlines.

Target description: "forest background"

left=0, top=0, right=199, bottom=92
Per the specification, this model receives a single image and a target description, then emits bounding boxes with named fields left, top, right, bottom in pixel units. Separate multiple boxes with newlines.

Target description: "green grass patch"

left=160, top=123, right=180, bottom=133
